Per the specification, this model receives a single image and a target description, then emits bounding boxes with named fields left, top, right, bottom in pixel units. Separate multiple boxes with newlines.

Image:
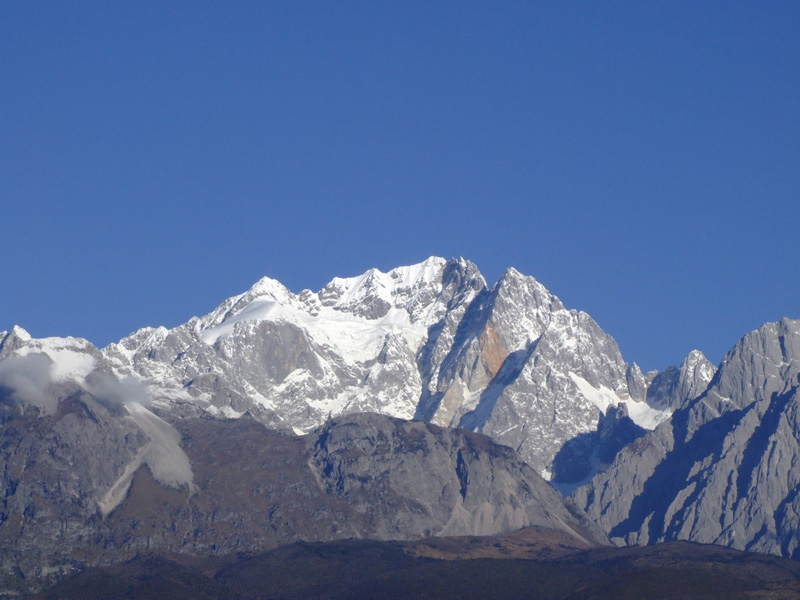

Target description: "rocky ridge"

left=571, top=318, right=800, bottom=557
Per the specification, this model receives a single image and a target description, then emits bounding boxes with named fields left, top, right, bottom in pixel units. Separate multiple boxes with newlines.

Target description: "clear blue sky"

left=2, top=1, right=798, bottom=372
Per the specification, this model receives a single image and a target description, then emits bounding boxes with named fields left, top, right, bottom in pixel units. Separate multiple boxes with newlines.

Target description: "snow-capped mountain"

left=571, top=318, right=800, bottom=557
left=101, top=257, right=484, bottom=428
left=4, top=256, right=800, bottom=574
left=39, top=256, right=673, bottom=477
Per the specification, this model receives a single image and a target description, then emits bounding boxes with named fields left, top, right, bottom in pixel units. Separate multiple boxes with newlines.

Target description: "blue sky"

left=2, top=1, right=798, bottom=372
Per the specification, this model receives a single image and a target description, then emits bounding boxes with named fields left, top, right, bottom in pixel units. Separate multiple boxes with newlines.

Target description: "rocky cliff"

left=571, top=318, right=800, bottom=557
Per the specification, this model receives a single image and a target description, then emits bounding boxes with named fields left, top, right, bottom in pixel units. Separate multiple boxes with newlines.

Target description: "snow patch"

left=569, top=373, right=670, bottom=430
left=47, top=348, right=96, bottom=381
left=200, top=297, right=429, bottom=364
left=389, top=256, right=446, bottom=288
left=569, top=373, right=619, bottom=414
left=624, top=397, right=673, bottom=430
left=12, top=337, right=97, bottom=383
left=200, top=300, right=282, bottom=344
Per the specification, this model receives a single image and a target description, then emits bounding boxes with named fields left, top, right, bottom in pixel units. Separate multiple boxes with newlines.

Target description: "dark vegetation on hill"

left=34, top=534, right=800, bottom=600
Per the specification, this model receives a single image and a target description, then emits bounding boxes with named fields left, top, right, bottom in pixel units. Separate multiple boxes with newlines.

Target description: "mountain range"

left=1, top=256, right=798, bottom=594
left=3, top=257, right=711, bottom=478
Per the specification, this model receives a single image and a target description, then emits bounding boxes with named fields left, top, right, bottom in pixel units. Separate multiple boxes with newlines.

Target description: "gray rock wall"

left=572, top=318, right=800, bottom=558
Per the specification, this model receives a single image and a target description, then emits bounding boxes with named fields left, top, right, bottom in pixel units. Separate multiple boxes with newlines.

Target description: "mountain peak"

left=317, top=257, right=455, bottom=322
left=704, top=317, right=800, bottom=411
left=387, top=256, right=447, bottom=287
left=10, top=325, right=31, bottom=341
left=680, top=349, right=715, bottom=379
left=245, top=276, right=294, bottom=303
left=497, top=265, right=528, bottom=283
left=494, top=266, right=554, bottom=300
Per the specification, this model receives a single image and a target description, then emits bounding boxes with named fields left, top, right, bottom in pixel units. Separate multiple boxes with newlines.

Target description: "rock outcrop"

left=0, top=376, right=606, bottom=591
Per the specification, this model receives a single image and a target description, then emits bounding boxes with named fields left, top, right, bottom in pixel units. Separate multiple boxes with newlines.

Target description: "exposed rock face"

left=306, top=413, right=604, bottom=542
left=571, top=318, right=800, bottom=558
left=0, top=381, right=192, bottom=586
left=415, top=267, right=656, bottom=476
left=0, top=378, right=606, bottom=591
